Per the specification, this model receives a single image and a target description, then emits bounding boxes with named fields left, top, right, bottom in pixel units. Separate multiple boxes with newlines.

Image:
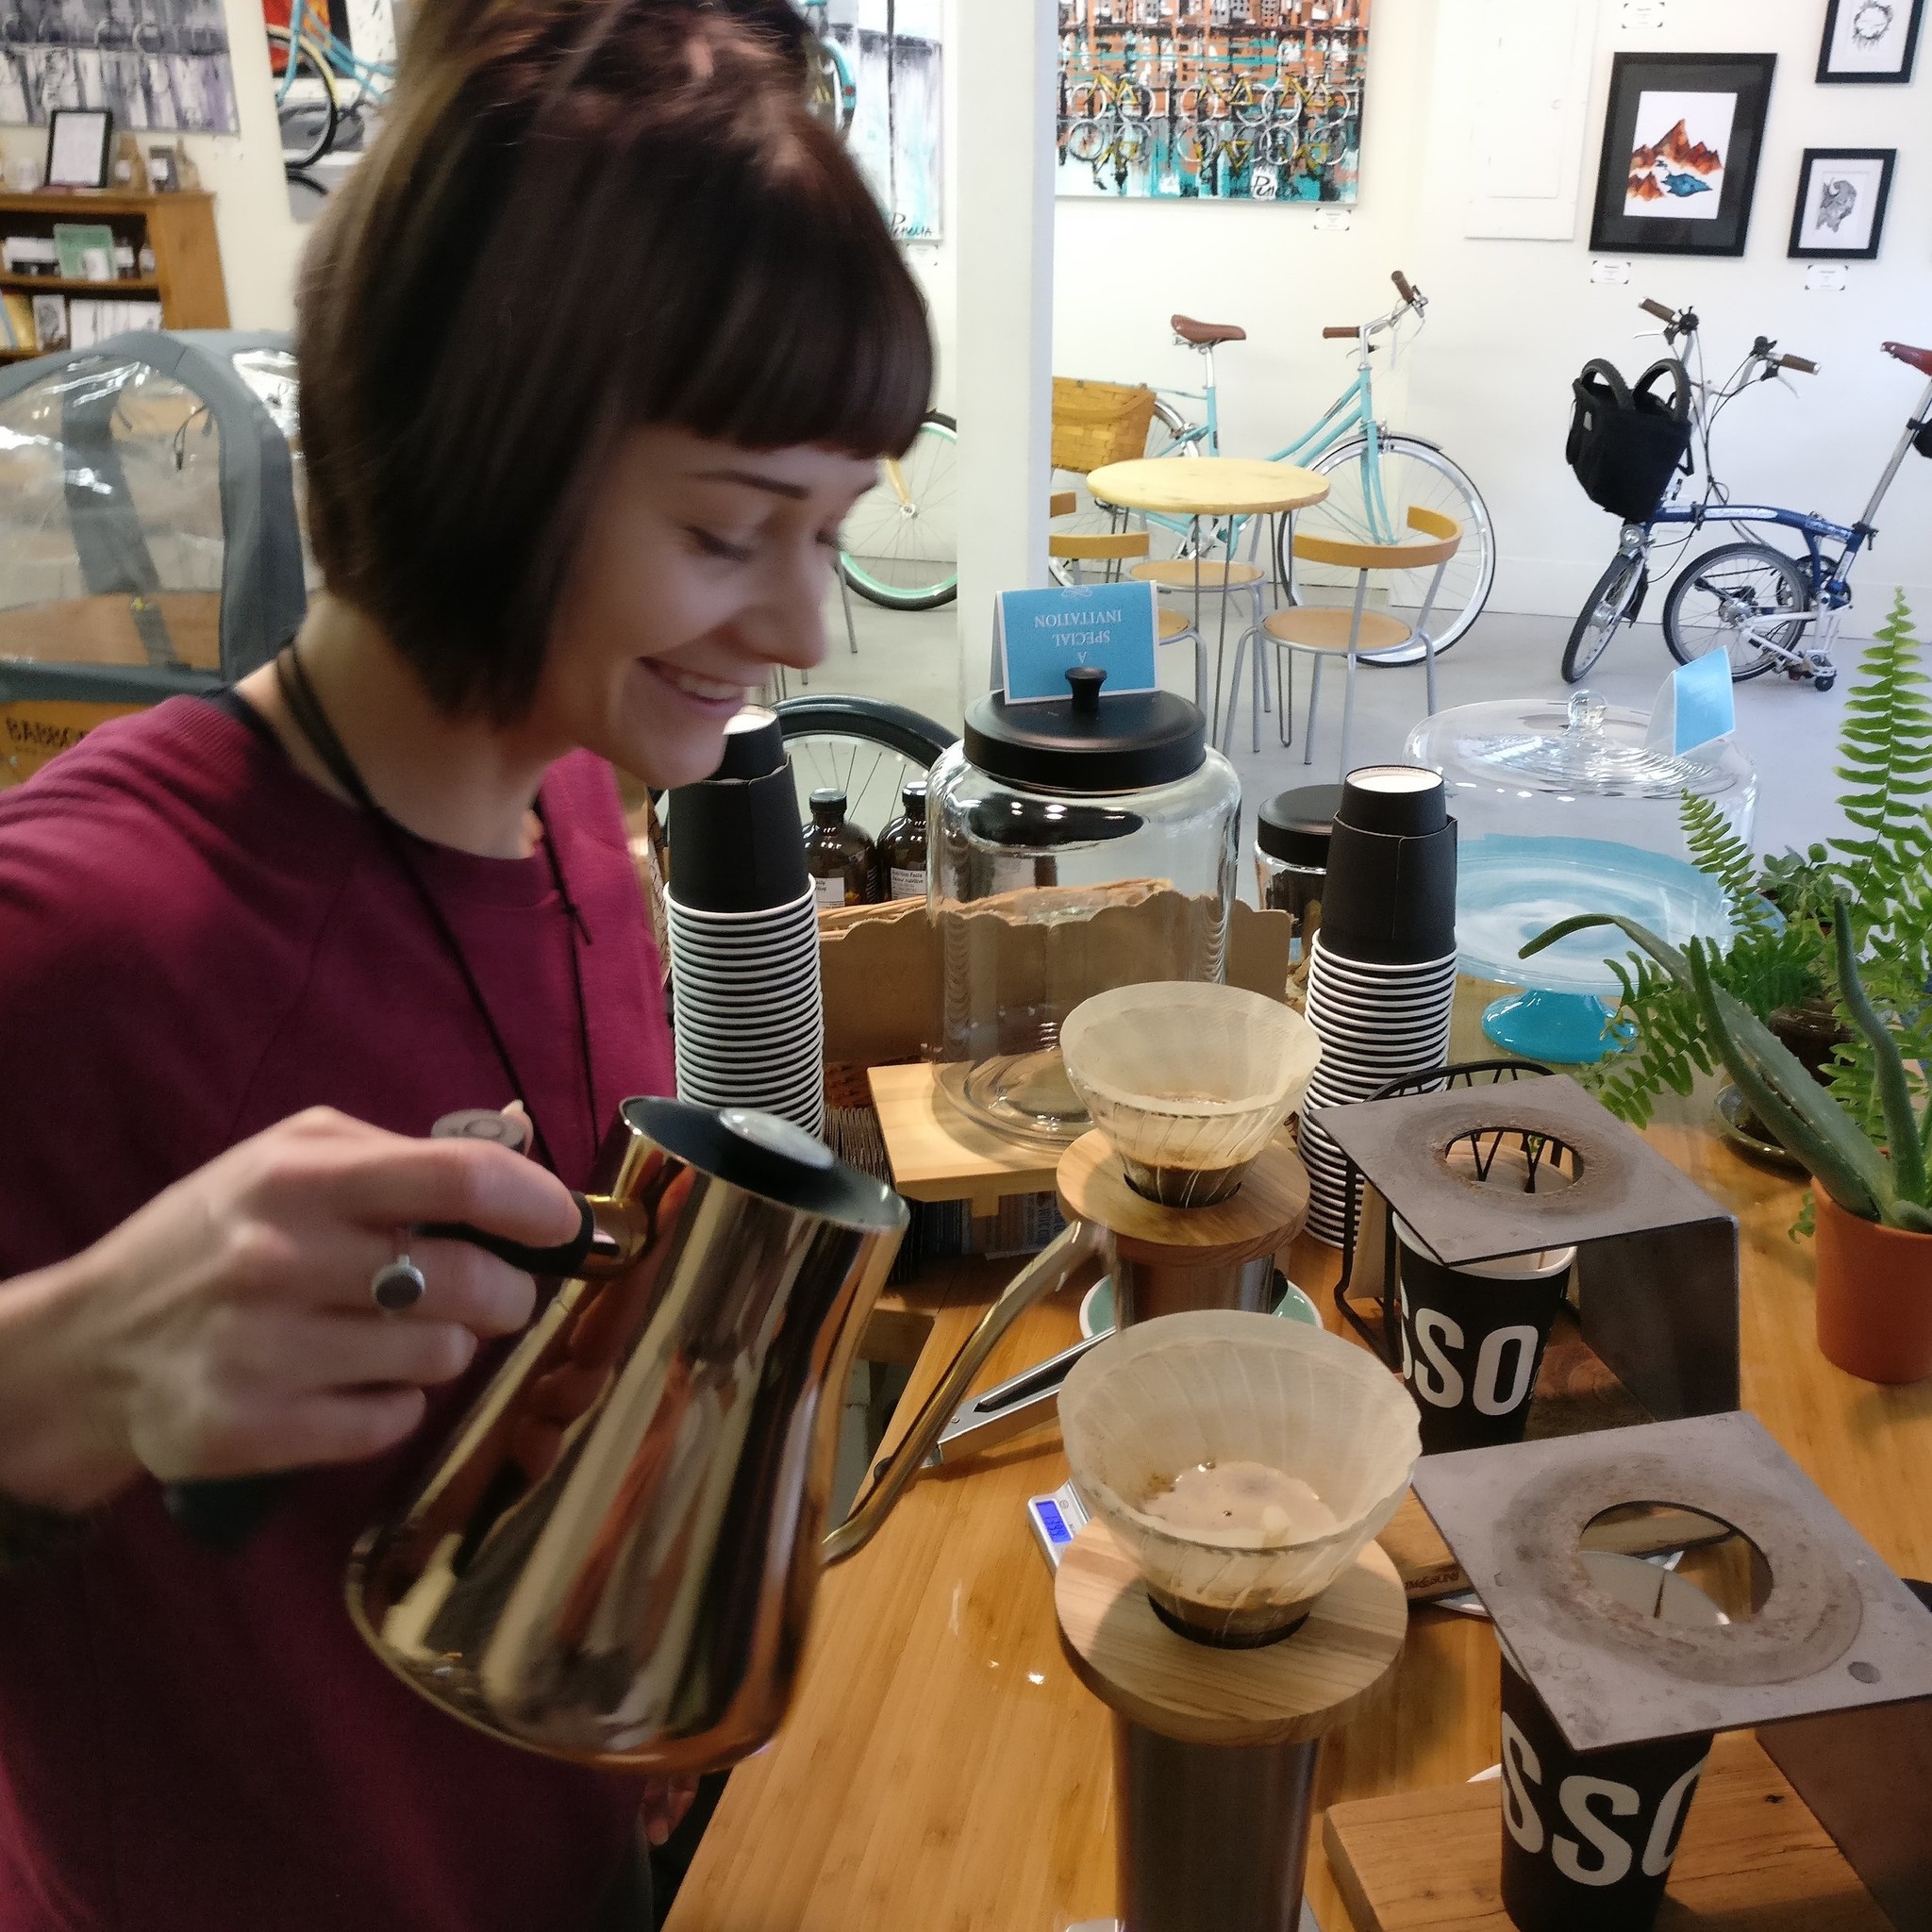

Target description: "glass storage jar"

left=928, top=667, right=1241, bottom=1145
left=1255, top=783, right=1341, bottom=968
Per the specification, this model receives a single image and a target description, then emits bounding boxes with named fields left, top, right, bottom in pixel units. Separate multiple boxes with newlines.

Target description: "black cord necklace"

left=273, top=646, right=598, bottom=1175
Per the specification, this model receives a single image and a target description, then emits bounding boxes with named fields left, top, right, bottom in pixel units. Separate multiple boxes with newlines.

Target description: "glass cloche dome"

left=1404, top=691, right=1757, bottom=1062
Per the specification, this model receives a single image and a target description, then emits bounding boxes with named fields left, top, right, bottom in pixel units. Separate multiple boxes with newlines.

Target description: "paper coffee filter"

left=1059, top=1311, right=1420, bottom=1640
left=1058, top=984, right=1323, bottom=1187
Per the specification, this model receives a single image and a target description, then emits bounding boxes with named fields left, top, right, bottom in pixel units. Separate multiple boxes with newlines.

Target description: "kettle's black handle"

left=416, top=1191, right=599, bottom=1279
left=164, top=1193, right=600, bottom=1548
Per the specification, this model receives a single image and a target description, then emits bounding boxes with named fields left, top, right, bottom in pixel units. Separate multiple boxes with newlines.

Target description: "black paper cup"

left=1498, top=1571, right=1718, bottom=1932
left=667, top=763, right=810, bottom=914
left=710, top=706, right=787, bottom=781
left=1337, top=764, right=1449, bottom=838
left=1395, top=1220, right=1573, bottom=1453
left=1319, top=818, right=1459, bottom=966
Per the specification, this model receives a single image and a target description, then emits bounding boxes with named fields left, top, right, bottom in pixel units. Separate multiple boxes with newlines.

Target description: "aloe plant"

left=1558, top=593, right=1932, bottom=1137
left=1525, top=901, right=1932, bottom=1233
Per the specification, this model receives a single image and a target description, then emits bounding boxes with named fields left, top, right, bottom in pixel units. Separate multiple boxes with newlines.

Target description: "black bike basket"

left=1566, top=357, right=1693, bottom=522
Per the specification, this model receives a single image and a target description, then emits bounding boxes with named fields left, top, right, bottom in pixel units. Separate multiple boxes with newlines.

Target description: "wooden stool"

left=1057, top=1129, right=1309, bottom=1327
left=1058, top=1521, right=1407, bottom=1932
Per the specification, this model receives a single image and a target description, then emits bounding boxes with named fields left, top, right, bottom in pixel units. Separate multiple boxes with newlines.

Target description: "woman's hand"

left=0, top=1108, right=581, bottom=1513
left=641, top=1776, right=700, bottom=1848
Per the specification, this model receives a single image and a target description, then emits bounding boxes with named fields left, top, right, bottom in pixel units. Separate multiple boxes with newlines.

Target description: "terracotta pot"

left=1814, top=1191, right=1932, bottom=1385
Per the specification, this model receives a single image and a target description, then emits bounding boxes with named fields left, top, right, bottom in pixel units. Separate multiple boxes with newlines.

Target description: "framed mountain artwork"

left=1589, top=52, right=1776, bottom=258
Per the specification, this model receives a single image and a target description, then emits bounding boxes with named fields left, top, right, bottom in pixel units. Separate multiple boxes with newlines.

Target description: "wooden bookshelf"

left=0, top=189, right=228, bottom=352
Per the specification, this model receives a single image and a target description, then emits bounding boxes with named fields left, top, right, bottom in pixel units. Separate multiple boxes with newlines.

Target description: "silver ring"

left=371, top=1253, right=427, bottom=1314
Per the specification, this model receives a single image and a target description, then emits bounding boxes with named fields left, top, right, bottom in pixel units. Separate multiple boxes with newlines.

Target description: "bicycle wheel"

left=1562, top=550, right=1648, bottom=685
left=269, top=25, right=339, bottom=172
left=777, top=696, right=958, bottom=839
left=840, top=413, right=958, bottom=611
left=1065, top=115, right=1108, bottom=165
left=1662, top=542, right=1810, bottom=681
left=1276, top=437, right=1496, bottom=660
left=805, top=34, right=855, bottom=135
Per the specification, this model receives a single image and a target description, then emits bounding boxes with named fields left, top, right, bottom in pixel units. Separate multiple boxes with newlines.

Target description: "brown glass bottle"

left=876, top=780, right=930, bottom=901
left=804, top=789, right=876, bottom=908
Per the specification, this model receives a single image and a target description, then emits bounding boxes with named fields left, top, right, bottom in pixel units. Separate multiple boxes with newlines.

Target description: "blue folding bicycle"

left=1564, top=297, right=1932, bottom=691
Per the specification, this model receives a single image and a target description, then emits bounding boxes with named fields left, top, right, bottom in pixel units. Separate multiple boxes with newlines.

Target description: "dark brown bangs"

left=634, top=129, right=933, bottom=461
left=296, top=0, right=933, bottom=722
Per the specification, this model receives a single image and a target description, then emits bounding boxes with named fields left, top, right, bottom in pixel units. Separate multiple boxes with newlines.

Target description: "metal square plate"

left=1311, top=1074, right=1730, bottom=1269
left=1411, top=1412, right=1932, bottom=1752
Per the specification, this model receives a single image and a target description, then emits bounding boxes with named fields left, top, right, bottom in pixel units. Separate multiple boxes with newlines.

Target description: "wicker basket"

left=1052, top=378, right=1159, bottom=477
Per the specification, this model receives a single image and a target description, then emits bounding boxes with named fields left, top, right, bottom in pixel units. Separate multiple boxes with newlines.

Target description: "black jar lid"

left=1257, top=784, right=1342, bottom=869
left=963, top=666, right=1207, bottom=794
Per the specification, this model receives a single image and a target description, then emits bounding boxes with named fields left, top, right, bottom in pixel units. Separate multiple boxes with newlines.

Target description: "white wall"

left=0, top=0, right=304, bottom=330
left=1048, top=0, right=1932, bottom=629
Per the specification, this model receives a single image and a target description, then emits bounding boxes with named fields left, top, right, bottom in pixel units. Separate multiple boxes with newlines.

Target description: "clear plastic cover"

left=0, top=357, right=227, bottom=669
left=0, top=346, right=314, bottom=678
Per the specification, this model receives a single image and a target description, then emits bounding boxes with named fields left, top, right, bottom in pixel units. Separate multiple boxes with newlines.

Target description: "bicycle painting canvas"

left=812, top=0, right=942, bottom=241
left=0, top=0, right=238, bottom=132
left=1056, top=0, right=1369, bottom=205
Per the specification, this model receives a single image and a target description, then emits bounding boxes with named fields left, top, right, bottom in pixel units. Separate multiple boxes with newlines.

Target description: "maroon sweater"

left=0, top=699, right=675, bottom=1932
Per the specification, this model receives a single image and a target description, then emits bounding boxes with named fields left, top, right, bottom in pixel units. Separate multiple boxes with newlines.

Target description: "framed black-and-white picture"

left=1790, top=148, right=1896, bottom=258
left=30, top=293, right=68, bottom=353
left=44, top=108, right=112, bottom=191
left=1819, top=0, right=1924, bottom=83
left=1590, top=53, right=1777, bottom=259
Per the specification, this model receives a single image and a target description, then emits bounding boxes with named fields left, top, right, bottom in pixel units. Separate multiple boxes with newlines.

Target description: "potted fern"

left=1524, top=591, right=1932, bottom=1383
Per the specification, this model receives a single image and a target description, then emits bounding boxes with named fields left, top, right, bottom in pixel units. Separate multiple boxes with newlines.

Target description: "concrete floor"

left=815, top=579, right=1874, bottom=870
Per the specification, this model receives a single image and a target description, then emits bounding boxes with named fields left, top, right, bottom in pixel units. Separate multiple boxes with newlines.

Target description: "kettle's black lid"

left=1257, top=784, right=1343, bottom=868
left=963, top=666, right=1207, bottom=794
left=622, top=1096, right=908, bottom=1234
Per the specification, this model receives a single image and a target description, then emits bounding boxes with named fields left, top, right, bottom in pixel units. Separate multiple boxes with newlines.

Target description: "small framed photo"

left=1818, top=0, right=1924, bottom=82
left=1790, top=148, right=1896, bottom=259
left=1590, top=52, right=1778, bottom=260
left=45, top=108, right=114, bottom=191
left=31, top=293, right=69, bottom=353
left=146, top=143, right=181, bottom=193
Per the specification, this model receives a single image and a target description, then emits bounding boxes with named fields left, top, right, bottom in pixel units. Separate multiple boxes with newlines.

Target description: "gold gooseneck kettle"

left=341, top=1097, right=1103, bottom=1772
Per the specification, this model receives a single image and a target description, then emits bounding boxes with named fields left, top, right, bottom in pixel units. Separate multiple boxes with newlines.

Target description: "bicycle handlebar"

left=1640, top=298, right=1678, bottom=324
left=1391, top=270, right=1418, bottom=304
left=1324, top=325, right=1360, bottom=340
left=1778, top=354, right=1819, bottom=375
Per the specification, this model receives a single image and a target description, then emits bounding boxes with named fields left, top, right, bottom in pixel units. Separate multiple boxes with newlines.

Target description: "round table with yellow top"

left=1085, top=457, right=1330, bottom=750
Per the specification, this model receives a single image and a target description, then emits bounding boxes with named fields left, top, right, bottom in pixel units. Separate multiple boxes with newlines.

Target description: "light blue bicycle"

left=1088, top=272, right=1496, bottom=661
left=271, top=0, right=395, bottom=174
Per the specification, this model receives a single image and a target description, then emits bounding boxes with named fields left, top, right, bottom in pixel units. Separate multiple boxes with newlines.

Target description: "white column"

left=953, top=0, right=1057, bottom=700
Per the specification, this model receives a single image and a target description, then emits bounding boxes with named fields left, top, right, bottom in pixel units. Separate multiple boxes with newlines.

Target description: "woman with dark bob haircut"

left=0, top=1, right=931, bottom=1926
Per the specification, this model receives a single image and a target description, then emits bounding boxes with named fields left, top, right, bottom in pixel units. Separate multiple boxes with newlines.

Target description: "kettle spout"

left=821, top=1218, right=1107, bottom=1565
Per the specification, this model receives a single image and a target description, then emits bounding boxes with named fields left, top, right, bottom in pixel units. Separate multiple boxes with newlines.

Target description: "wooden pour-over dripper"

left=1056, top=1127, right=1310, bottom=1324
left=1058, top=1523, right=1407, bottom=1932
left=1051, top=1314, right=1415, bottom=1932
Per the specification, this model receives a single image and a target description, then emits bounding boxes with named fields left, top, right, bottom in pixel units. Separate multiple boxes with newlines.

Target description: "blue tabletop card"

left=1646, top=649, right=1737, bottom=756
left=997, top=582, right=1160, bottom=705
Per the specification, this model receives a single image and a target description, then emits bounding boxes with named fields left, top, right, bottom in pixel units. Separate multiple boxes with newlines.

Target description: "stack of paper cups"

left=1297, top=765, right=1459, bottom=1246
left=665, top=708, right=825, bottom=1139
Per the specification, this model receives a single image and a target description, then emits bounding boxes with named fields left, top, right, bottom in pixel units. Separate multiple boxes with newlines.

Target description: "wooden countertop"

left=668, top=1057, right=1932, bottom=1931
